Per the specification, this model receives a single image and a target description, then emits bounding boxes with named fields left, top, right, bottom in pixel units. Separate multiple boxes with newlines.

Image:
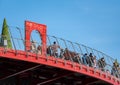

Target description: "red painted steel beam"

left=37, top=73, right=72, bottom=85
left=81, top=78, right=102, bottom=85
left=0, top=64, right=41, bottom=81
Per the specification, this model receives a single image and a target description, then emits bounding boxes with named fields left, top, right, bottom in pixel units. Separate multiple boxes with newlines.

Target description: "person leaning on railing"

left=97, top=57, right=106, bottom=71
left=59, top=48, right=65, bottom=59
left=82, top=53, right=88, bottom=65
left=51, top=41, right=60, bottom=58
left=111, top=62, right=119, bottom=78
left=93, top=56, right=97, bottom=68
left=30, top=41, right=37, bottom=53
left=37, top=45, right=42, bottom=55
left=47, top=45, right=52, bottom=56
left=88, top=53, right=94, bottom=67
left=73, top=53, right=81, bottom=63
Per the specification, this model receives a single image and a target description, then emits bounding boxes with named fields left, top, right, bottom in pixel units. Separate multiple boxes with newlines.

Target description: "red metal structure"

left=25, top=21, right=47, bottom=56
left=0, top=21, right=119, bottom=85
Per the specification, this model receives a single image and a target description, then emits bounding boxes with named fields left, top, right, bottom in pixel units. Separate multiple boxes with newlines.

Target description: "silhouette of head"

left=90, top=53, right=92, bottom=55
left=53, top=41, right=56, bottom=44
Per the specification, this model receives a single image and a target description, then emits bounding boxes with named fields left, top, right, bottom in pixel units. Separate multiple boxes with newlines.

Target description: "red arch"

left=25, top=21, right=47, bottom=56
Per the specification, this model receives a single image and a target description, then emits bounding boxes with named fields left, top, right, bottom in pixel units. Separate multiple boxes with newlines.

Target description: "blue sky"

left=0, top=0, right=120, bottom=61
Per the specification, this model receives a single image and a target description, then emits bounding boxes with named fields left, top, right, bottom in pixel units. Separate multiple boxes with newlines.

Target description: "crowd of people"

left=30, top=41, right=120, bottom=78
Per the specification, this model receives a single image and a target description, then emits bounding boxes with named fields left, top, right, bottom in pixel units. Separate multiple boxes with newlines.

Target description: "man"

left=51, top=41, right=60, bottom=57
left=82, top=53, right=88, bottom=65
left=31, top=41, right=37, bottom=53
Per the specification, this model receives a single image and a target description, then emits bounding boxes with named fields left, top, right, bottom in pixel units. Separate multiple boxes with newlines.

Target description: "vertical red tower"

left=25, top=21, right=47, bottom=56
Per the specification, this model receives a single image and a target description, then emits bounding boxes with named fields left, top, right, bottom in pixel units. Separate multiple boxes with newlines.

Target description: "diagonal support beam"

left=37, top=72, right=72, bottom=85
left=0, top=64, right=41, bottom=81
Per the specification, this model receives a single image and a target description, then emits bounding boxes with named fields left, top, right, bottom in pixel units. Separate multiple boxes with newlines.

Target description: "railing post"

left=76, top=43, right=83, bottom=55
left=8, top=26, right=17, bottom=51
left=47, top=35, right=52, bottom=46
left=16, top=27, right=24, bottom=46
